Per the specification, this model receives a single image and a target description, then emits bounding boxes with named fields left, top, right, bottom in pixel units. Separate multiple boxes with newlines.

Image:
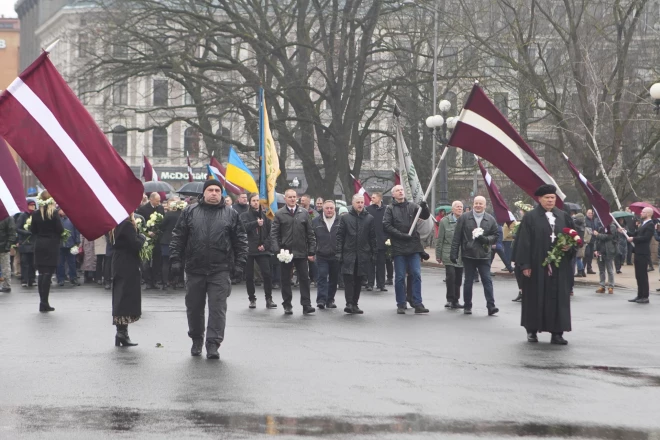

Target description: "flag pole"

left=407, top=146, right=449, bottom=235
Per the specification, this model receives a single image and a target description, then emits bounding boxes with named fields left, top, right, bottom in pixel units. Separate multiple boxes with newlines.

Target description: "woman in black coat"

left=30, top=191, right=64, bottom=312
left=111, top=214, right=146, bottom=347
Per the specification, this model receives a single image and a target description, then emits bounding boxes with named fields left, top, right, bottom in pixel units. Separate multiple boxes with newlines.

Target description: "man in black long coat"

left=336, top=194, right=377, bottom=314
left=515, top=184, right=576, bottom=345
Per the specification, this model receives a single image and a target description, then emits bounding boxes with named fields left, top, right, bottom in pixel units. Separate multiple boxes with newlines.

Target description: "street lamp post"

left=426, top=100, right=453, bottom=209
left=650, top=83, right=660, bottom=113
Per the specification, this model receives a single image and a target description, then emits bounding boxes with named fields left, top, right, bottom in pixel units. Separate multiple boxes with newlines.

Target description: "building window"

left=153, top=79, right=168, bottom=106
left=112, top=125, right=128, bottom=156
left=112, top=42, right=128, bottom=59
left=493, top=92, right=508, bottom=118
left=214, top=126, right=231, bottom=161
left=184, top=91, right=194, bottom=105
left=113, top=80, right=128, bottom=105
left=78, top=34, right=88, bottom=57
left=216, top=35, right=232, bottom=57
left=363, top=134, right=372, bottom=161
left=152, top=127, right=168, bottom=157
left=184, top=127, right=200, bottom=157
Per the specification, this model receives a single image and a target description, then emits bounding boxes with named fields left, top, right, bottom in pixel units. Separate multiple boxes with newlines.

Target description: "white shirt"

left=324, top=215, right=336, bottom=232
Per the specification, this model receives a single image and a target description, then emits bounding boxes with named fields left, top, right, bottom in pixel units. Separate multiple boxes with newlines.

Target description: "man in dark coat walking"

left=240, top=193, right=276, bottom=309
left=271, top=189, right=317, bottom=315
left=170, top=180, right=248, bottom=359
left=515, top=184, right=577, bottom=345
left=336, top=194, right=377, bottom=314
left=383, top=185, right=430, bottom=314
left=621, top=206, right=655, bottom=304
left=365, top=191, right=388, bottom=292
left=450, top=196, right=499, bottom=316
left=312, top=200, right=340, bottom=309
left=137, top=192, right=165, bottom=289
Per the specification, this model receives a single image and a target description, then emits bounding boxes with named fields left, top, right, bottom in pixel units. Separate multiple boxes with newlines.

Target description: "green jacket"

left=436, top=214, right=462, bottom=267
left=0, top=216, right=17, bottom=252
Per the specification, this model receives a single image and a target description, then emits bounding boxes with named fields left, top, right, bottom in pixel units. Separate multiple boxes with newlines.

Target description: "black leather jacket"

left=382, top=199, right=430, bottom=256
left=271, top=205, right=316, bottom=258
left=450, top=210, right=499, bottom=260
left=240, top=208, right=272, bottom=256
left=169, top=197, right=248, bottom=275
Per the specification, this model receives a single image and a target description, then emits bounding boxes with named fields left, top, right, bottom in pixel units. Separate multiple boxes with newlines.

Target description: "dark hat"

left=27, top=200, right=36, bottom=206
left=203, top=179, right=223, bottom=192
left=534, top=184, right=557, bottom=197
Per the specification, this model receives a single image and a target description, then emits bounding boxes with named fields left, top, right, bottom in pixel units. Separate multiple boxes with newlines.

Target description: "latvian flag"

left=351, top=174, right=371, bottom=205
left=0, top=136, right=27, bottom=220
left=477, top=158, right=516, bottom=225
left=563, top=153, right=612, bottom=229
left=187, top=154, right=194, bottom=182
left=449, top=82, right=565, bottom=207
left=0, top=52, right=143, bottom=240
left=142, top=155, right=159, bottom=181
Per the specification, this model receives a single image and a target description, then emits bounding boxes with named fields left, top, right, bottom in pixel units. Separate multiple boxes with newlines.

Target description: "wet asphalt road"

left=1, top=268, right=659, bottom=439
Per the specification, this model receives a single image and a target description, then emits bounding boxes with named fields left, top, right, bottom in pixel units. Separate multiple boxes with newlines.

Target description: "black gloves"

left=170, top=262, right=182, bottom=276
left=421, top=251, right=430, bottom=261
left=450, top=257, right=458, bottom=264
left=401, top=233, right=414, bottom=241
left=232, top=267, right=244, bottom=281
left=419, top=201, right=428, bottom=210
left=476, top=235, right=489, bottom=245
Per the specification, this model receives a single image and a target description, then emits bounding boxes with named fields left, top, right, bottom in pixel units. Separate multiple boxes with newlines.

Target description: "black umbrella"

left=177, top=181, right=205, bottom=196
left=143, top=181, right=174, bottom=193
left=564, top=202, right=582, bottom=211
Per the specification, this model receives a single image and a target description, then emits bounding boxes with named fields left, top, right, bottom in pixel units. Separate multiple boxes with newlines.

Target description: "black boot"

left=512, top=292, right=522, bottom=302
left=115, top=324, right=138, bottom=347
left=38, top=274, right=55, bottom=312
left=191, top=338, right=203, bottom=356
left=206, top=341, right=220, bottom=359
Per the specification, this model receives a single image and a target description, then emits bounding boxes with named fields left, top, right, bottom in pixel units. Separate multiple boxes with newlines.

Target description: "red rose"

left=563, top=228, right=572, bottom=234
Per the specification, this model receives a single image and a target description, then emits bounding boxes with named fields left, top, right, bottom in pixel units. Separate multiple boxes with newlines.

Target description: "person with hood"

left=383, top=185, right=430, bottom=314
left=170, top=180, right=248, bottom=359
left=240, top=193, right=276, bottom=309
left=31, top=191, right=64, bottom=312
left=336, top=194, right=377, bottom=314
left=16, top=199, right=37, bottom=287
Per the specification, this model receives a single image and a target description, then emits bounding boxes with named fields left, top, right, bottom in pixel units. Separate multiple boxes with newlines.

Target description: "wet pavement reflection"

left=524, top=364, right=660, bottom=387
left=3, top=406, right=659, bottom=438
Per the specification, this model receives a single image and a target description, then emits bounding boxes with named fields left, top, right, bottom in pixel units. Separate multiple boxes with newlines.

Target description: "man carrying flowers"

left=515, top=184, right=580, bottom=345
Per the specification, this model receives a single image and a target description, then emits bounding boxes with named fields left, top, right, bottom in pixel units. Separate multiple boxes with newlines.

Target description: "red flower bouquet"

left=542, top=228, right=584, bottom=268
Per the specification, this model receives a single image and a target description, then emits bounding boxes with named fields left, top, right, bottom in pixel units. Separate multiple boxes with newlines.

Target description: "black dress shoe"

left=191, top=339, right=203, bottom=356
left=302, top=305, right=316, bottom=314
left=353, top=305, right=364, bottom=314
left=464, top=308, right=472, bottom=315
left=317, top=303, right=325, bottom=309
left=444, top=302, right=452, bottom=308
left=512, top=292, right=522, bottom=302
left=587, top=270, right=597, bottom=275
left=488, top=307, right=499, bottom=316
left=206, top=342, right=220, bottom=359
left=527, top=332, right=538, bottom=343
left=451, top=302, right=464, bottom=309
left=550, top=335, right=568, bottom=345
left=39, top=302, right=55, bottom=312
left=628, top=297, right=641, bottom=302
left=378, top=287, right=388, bottom=292
left=284, top=306, right=293, bottom=315
left=326, top=301, right=337, bottom=309
left=636, top=298, right=650, bottom=304
left=414, top=304, right=429, bottom=314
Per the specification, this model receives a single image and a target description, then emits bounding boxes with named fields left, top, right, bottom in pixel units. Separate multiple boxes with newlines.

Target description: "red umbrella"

left=629, top=202, right=660, bottom=219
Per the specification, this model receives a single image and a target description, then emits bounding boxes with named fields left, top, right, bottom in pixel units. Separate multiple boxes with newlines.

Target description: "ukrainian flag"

left=225, top=147, right=258, bottom=194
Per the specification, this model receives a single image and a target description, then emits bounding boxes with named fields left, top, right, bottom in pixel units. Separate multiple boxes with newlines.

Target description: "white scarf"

left=324, top=215, right=335, bottom=232
left=545, top=211, right=556, bottom=242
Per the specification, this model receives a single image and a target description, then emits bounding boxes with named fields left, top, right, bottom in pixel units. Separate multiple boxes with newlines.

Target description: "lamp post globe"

left=438, top=99, right=451, bottom=113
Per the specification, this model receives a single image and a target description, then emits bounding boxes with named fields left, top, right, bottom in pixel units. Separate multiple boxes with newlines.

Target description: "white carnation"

left=472, top=228, right=484, bottom=239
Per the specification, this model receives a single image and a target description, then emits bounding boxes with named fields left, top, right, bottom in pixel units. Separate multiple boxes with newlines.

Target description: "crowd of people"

left=1, top=180, right=656, bottom=358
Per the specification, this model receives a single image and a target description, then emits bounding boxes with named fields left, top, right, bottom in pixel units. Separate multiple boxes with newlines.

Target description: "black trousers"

left=103, top=255, right=112, bottom=284
left=445, top=265, right=463, bottom=303
left=386, top=257, right=393, bottom=281
left=185, top=271, right=231, bottom=344
left=368, top=249, right=386, bottom=288
left=280, top=258, right=312, bottom=307
left=626, top=243, right=633, bottom=264
left=246, top=255, right=273, bottom=300
left=95, top=255, right=104, bottom=282
left=20, top=252, right=35, bottom=285
left=615, top=254, right=624, bottom=272
left=143, top=246, right=162, bottom=285
left=344, top=261, right=363, bottom=306
left=584, top=243, right=594, bottom=271
left=634, top=254, right=650, bottom=299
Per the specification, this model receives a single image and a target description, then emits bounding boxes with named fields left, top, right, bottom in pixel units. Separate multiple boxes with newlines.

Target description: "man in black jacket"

left=450, top=196, right=499, bottom=316
left=137, top=192, right=165, bottom=289
left=170, top=180, right=248, bottom=359
left=240, top=193, right=276, bottom=310
left=312, top=200, right=340, bottom=309
left=383, top=185, right=430, bottom=314
left=336, top=194, right=377, bottom=314
left=622, top=207, right=654, bottom=304
left=365, top=191, right=388, bottom=292
left=232, top=192, right=249, bottom=216
left=271, top=189, right=317, bottom=315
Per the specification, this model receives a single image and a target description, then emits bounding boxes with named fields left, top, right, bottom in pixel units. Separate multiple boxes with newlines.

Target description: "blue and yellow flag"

left=259, top=88, right=281, bottom=219
left=225, top=147, right=258, bottom=194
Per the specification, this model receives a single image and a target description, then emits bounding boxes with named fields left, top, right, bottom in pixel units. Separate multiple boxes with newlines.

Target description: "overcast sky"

left=0, top=1, right=18, bottom=18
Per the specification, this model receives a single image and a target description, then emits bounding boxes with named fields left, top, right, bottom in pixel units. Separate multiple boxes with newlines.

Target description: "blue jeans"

left=316, top=256, right=339, bottom=305
left=394, top=254, right=422, bottom=307
left=57, top=248, right=78, bottom=283
left=502, top=241, right=513, bottom=265
left=462, top=258, right=495, bottom=310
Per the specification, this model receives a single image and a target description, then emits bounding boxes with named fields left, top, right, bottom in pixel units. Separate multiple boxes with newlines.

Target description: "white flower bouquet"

left=472, top=228, right=484, bottom=240
left=24, top=217, right=32, bottom=231
left=277, top=249, right=294, bottom=263
left=70, top=245, right=80, bottom=255
left=514, top=201, right=533, bottom=212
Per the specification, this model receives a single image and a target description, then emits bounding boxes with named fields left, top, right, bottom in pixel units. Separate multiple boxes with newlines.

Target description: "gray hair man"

left=170, top=179, right=248, bottom=359
left=436, top=201, right=464, bottom=309
left=312, top=200, right=340, bottom=308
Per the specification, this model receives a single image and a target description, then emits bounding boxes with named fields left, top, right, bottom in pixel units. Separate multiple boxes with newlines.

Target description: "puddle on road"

left=5, top=407, right=659, bottom=438
left=524, top=364, right=660, bottom=387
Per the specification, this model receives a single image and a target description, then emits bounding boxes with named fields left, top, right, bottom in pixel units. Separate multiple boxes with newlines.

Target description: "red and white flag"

left=449, top=82, right=565, bottom=207
left=0, top=52, right=143, bottom=240
left=187, top=154, right=194, bottom=182
left=0, top=136, right=27, bottom=220
left=141, top=155, right=159, bottom=182
left=563, top=153, right=612, bottom=229
left=351, top=174, right=371, bottom=205
left=209, top=156, right=246, bottom=195
left=477, top=158, right=516, bottom=225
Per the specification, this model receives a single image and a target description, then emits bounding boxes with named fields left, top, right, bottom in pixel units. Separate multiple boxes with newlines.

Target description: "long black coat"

left=112, top=219, right=146, bottom=317
left=31, top=209, right=64, bottom=268
left=336, top=208, right=377, bottom=276
left=516, top=205, right=575, bottom=333
left=159, top=210, right=182, bottom=245
left=240, top=208, right=272, bottom=256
